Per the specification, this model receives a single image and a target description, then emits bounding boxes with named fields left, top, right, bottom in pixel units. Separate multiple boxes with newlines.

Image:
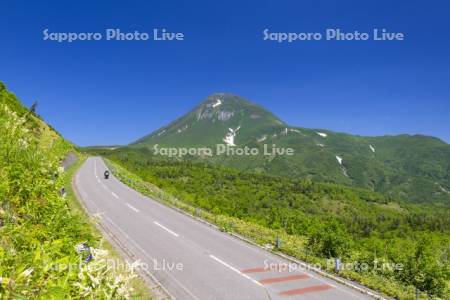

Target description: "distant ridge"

left=130, top=93, right=450, bottom=204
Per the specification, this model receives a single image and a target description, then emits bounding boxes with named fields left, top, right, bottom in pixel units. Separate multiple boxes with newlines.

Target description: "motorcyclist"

left=104, top=170, right=110, bottom=179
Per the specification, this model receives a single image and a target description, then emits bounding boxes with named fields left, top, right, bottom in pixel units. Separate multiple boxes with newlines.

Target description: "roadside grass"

left=104, top=158, right=436, bottom=300
left=64, top=154, right=153, bottom=300
left=1, top=84, right=152, bottom=299
left=0, top=101, right=139, bottom=299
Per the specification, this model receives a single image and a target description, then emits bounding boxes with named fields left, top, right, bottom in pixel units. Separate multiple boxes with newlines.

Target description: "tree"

left=30, top=101, right=38, bottom=114
left=307, top=221, right=350, bottom=258
left=398, top=237, right=448, bottom=297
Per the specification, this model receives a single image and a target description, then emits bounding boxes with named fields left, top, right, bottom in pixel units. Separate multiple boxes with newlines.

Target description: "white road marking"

left=82, top=158, right=361, bottom=299
left=103, top=215, right=199, bottom=300
left=209, top=255, right=263, bottom=287
left=111, top=192, right=119, bottom=199
left=126, top=203, right=139, bottom=213
left=153, top=221, right=179, bottom=237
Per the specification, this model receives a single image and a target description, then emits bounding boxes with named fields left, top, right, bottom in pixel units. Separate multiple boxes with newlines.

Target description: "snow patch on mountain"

left=316, top=143, right=324, bottom=147
left=177, top=124, right=189, bottom=134
left=342, top=167, right=349, bottom=177
left=157, top=129, right=166, bottom=136
left=223, top=126, right=241, bottom=146
left=335, top=155, right=347, bottom=176
left=439, top=185, right=450, bottom=194
left=289, top=129, right=301, bottom=133
left=257, top=135, right=267, bottom=142
left=212, top=99, right=222, bottom=108
left=317, top=132, right=328, bottom=138
left=369, top=145, right=375, bottom=153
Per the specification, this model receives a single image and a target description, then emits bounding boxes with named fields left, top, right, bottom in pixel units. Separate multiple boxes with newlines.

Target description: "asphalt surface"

left=61, top=152, right=78, bottom=170
left=74, top=157, right=372, bottom=300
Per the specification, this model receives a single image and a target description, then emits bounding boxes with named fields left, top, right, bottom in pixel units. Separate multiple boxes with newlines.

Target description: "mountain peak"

left=198, top=93, right=284, bottom=122
left=202, top=93, right=259, bottom=108
left=132, top=93, right=285, bottom=146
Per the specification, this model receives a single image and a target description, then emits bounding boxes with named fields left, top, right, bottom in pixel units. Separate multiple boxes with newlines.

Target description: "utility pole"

left=275, top=236, right=281, bottom=249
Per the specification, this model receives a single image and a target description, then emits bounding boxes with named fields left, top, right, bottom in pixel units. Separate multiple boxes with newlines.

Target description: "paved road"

left=61, top=152, right=78, bottom=170
left=74, top=157, right=372, bottom=300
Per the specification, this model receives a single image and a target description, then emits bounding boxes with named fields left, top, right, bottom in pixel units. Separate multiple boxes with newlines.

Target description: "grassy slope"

left=0, top=82, right=152, bottom=299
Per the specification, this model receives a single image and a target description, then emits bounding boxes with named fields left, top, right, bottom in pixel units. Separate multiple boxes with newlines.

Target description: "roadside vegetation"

left=93, top=146, right=450, bottom=299
left=0, top=83, right=148, bottom=299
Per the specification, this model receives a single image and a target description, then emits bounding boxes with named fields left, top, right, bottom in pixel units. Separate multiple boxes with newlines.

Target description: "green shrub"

left=0, top=95, right=137, bottom=298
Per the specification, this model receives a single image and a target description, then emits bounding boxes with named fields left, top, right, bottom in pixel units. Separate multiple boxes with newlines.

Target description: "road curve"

left=74, top=157, right=372, bottom=300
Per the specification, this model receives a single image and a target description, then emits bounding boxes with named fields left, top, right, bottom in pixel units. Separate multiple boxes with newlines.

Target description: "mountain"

left=133, top=93, right=285, bottom=147
left=131, top=93, right=450, bottom=203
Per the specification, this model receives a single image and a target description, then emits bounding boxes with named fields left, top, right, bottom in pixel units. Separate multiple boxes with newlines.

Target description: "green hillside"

left=131, top=93, right=450, bottom=204
left=0, top=83, right=139, bottom=299
left=93, top=146, right=450, bottom=299
left=133, top=93, right=285, bottom=147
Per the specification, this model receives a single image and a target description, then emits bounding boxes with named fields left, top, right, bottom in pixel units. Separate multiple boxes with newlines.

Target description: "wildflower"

left=18, top=268, right=34, bottom=279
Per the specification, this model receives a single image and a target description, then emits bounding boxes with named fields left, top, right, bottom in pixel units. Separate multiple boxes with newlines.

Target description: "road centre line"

left=126, top=203, right=140, bottom=213
left=209, top=255, right=263, bottom=287
left=153, top=221, right=179, bottom=237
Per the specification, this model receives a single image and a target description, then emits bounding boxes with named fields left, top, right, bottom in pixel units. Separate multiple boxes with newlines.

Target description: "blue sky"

left=1, top=0, right=449, bottom=145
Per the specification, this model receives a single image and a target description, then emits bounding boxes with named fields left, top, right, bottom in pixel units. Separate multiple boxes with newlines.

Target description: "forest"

left=90, top=146, right=450, bottom=299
